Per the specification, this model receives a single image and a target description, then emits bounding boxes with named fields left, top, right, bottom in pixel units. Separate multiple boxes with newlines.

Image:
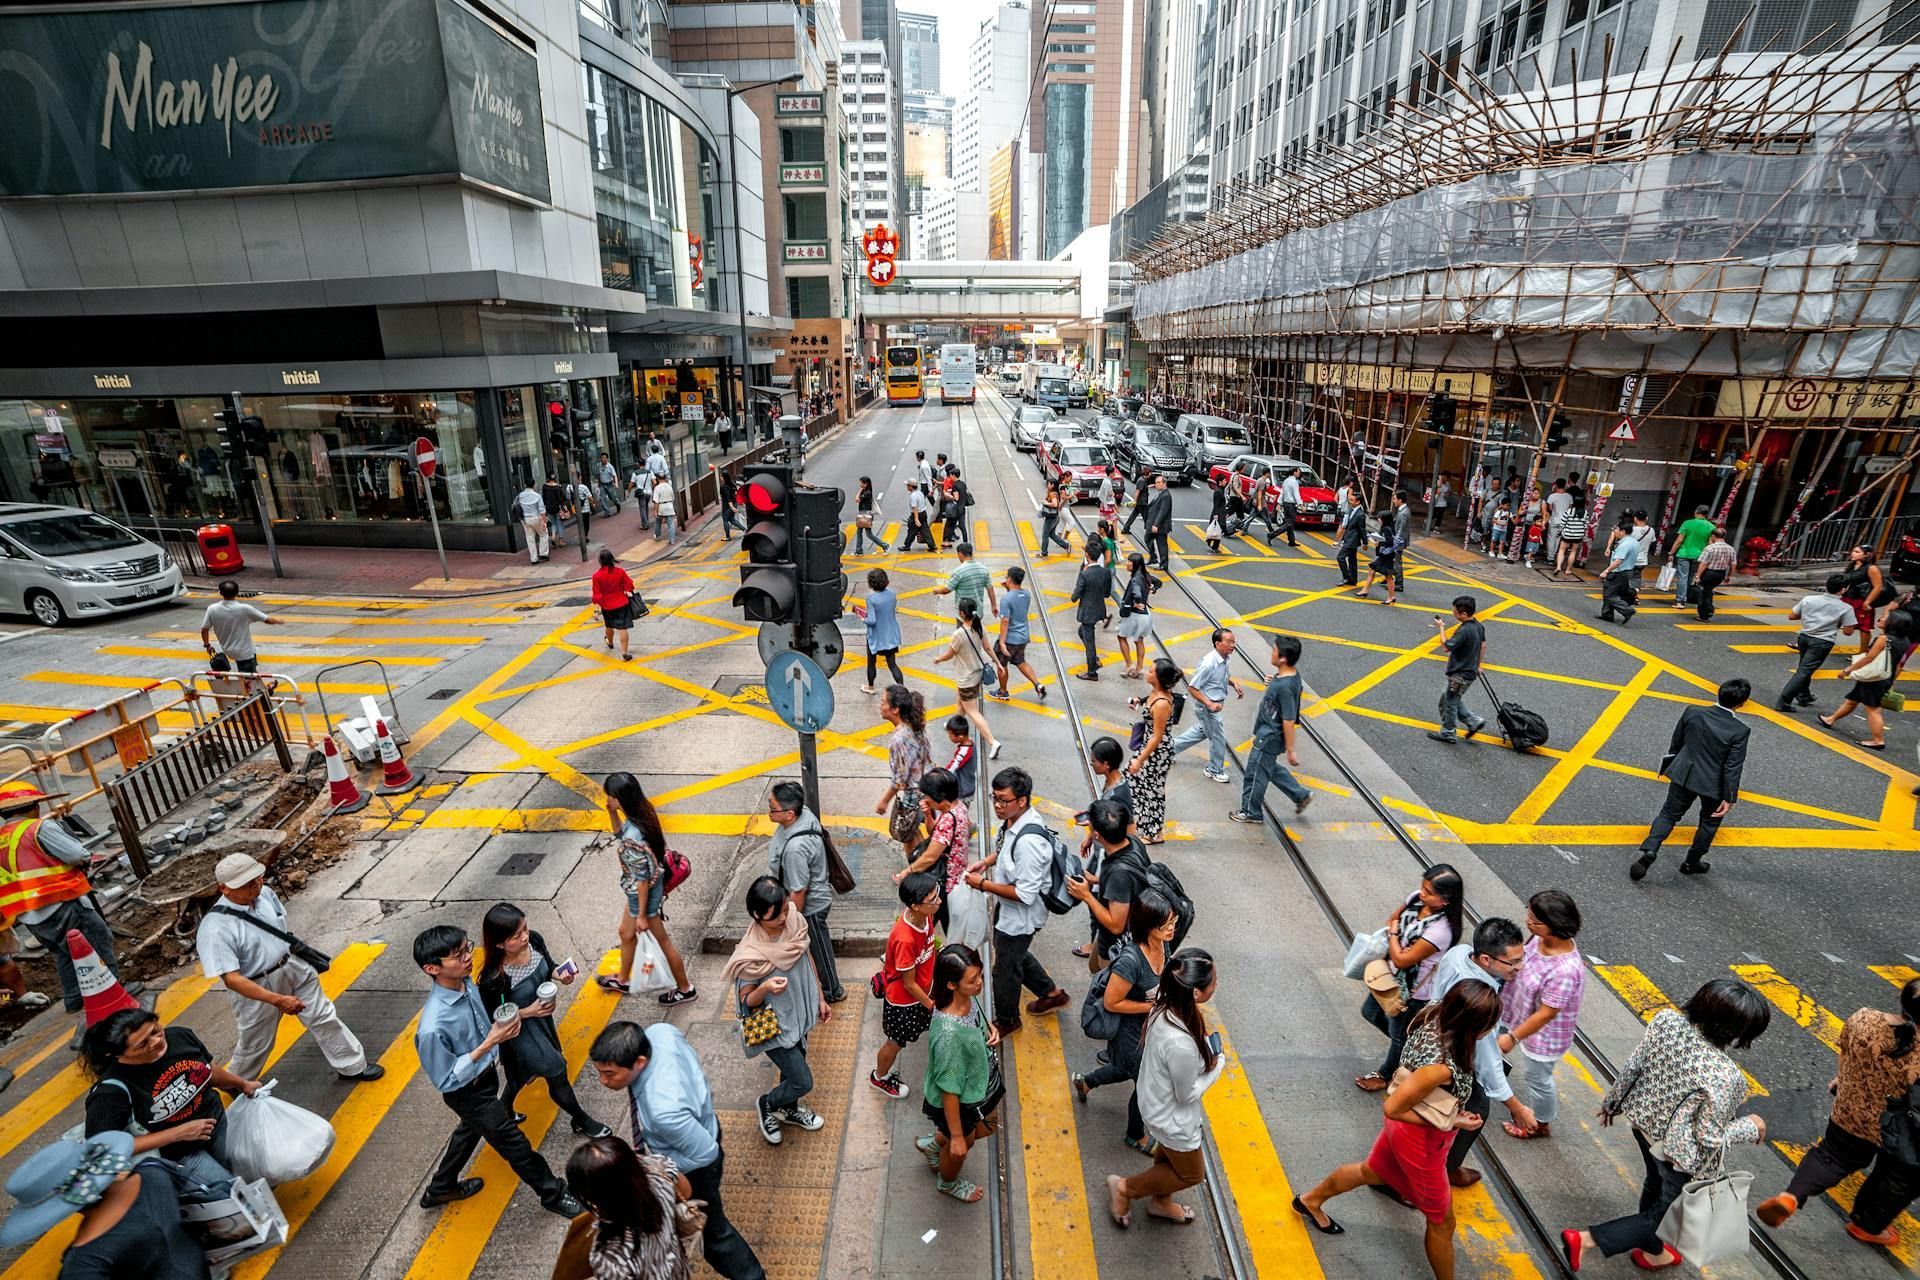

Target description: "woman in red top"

left=592, top=549, right=638, bottom=661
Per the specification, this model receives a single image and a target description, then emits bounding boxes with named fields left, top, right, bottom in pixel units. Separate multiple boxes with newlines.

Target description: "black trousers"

left=1447, top=1081, right=1492, bottom=1171
left=1640, top=780, right=1725, bottom=860
left=1694, top=567, right=1728, bottom=621
left=1600, top=570, right=1639, bottom=620
left=866, top=648, right=905, bottom=686
left=1787, top=1120, right=1920, bottom=1233
left=992, top=928, right=1056, bottom=1021
left=687, top=1143, right=767, bottom=1279
left=1078, top=620, right=1101, bottom=674
left=1146, top=528, right=1170, bottom=566
left=427, top=1068, right=566, bottom=1207
left=1272, top=502, right=1299, bottom=546
left=805, top=905, right=844, bottom=1001
left=1590, top=1128, right=1692, bottom=1257
left=1778, top=635, right=1834, bottom=708
left=1337, top=540, right=1360, bottom=584
left=20, top=897, right=120, bottom=1014
left=1360, top=993, right=1428, bottom=1078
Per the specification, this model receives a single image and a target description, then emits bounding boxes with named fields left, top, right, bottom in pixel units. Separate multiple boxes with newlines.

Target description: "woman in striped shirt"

left=1551, top=495, right=1589, bottom=578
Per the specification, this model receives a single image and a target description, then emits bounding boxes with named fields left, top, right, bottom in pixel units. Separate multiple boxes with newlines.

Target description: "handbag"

left=1883, top=690, right=1908, bottom=712
left=1363, top=957, right=1407, bottom=1017
left=888, top=792, right=923, bottom=844
left=1389, top=1066, right=1462, bottom=1130
left=821, top=827, right=857, bottom=895
left=1656, top=1156, right=1754, bottom=1265
left=626, top=930, right=676, bottom=996
left=1856, top=645, right=1894, bottom=682
left=1204, top=519, right=1223, bottom=540
left=209, top=905, right=332, bottom=975
left=1343, top=928, right=1390, bottom=980
left=1655, top=563, right=1677, bottom=591
left=740, top=1001, right=782, bottom=1048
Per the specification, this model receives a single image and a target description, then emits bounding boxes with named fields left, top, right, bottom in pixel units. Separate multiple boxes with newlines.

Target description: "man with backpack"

left=965, top=767, right=1072, bottom=1036
left=1427, top=595, right=1488, bottom=745
left=765, top=781, right=845, bottom=1003
left=1068, top=799, right=1195, bottom=968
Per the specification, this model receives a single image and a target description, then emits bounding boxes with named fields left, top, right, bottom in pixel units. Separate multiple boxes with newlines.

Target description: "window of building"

left=784, top=193, right=830, bottom=240
left=781, top=126, right=826, bottom=163
left=787, top=277, right=831, bottom=317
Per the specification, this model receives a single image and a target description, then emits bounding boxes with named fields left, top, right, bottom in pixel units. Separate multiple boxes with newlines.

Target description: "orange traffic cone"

left=323, top=734, right=369, bottom=814
left=373, top=718, right=415, bottom=794
left=68, top=929, right=138, bottom=1026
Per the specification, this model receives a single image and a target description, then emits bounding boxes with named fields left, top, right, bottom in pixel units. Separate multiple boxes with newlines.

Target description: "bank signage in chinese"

left=0, top=0, right=550, bottom=204
left=1714, top=377, right=1913, bottom=420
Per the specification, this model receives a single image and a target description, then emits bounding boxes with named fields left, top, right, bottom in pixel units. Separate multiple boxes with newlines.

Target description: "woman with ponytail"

left=876, top=684, right=932, bottom=859
left=1757, top=976, right=1920, bottom=1247
left=1104, top=948, right=1224, bottom=1228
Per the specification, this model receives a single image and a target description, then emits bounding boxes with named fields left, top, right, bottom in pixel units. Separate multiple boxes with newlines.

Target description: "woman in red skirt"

left=1293, top=982, right=1502, bottom=1280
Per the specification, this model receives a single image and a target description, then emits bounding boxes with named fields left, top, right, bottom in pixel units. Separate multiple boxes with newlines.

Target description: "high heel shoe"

left=1291, top=1195, right=1344, bottom=1235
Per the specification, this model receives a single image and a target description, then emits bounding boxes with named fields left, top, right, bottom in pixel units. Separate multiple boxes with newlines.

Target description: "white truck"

left=938, top=343, right=978, bottom=404
left=1019, top=361, right=1073, bottom=408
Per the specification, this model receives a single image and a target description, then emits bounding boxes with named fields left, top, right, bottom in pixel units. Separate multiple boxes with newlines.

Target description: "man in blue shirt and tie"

left=413, top=925, right=584, bottom=1216
left=592, top=1021, right=766, bottom=1279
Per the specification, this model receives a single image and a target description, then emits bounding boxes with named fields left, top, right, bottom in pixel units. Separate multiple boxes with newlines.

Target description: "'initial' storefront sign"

left=0, top=0, right=550, bottom=204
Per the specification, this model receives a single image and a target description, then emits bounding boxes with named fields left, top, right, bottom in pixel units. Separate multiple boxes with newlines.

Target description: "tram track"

left=967, top=389, right=1814, bottom=1280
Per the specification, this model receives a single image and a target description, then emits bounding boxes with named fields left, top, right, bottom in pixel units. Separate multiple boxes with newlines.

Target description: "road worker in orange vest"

left=0, top=782, right=132, bottom=1024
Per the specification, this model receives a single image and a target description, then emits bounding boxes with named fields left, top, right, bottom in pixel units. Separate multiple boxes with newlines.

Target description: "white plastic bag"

left=944, top=878, right=992, bottom=953
left=223, top=1081, right=335, bottom=1185
left=1343, top=928, right=1389, bottom=980
left=628, top=930, right=676, bottom=996
left=1655, top=563, right=1677, bottom=592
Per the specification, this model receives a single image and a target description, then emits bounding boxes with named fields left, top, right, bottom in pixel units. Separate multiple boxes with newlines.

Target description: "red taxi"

left=1210, top=454, right=1339, bottom=526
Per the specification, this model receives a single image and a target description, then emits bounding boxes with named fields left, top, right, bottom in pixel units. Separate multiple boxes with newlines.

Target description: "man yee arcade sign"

left=0, top=0, right=550, bottom=204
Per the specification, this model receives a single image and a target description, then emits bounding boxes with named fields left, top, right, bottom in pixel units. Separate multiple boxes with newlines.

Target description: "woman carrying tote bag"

left=1559, top=978, right=1771, bottom=1271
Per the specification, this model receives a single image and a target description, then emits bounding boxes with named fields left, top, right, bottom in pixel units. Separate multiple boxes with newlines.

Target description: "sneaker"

left=1426, top=731, right=1459, bottom=744
left=15, top=992, right=49, bottom=1009
left=868, top=1069, right=908, bottom=1099
left=1228, top=810, right=1261, bottom=823
left=657, top=988, right=698, bottom=1006
left=987, top=690, right=1012, bottom=702
left=756, top=1096, right=783, bottom=1145
left=780, top=1104, right=826, bottom=1131
left=1294, top=793, right=1313, bottom=816
left=1204, top=768, right=1231, bottom=783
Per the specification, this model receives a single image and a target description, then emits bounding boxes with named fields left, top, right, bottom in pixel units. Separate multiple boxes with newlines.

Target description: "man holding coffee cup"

left=412, top=924, right=584, bottom=1216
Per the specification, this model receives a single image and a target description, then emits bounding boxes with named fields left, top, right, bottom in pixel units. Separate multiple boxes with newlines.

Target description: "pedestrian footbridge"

left=859, top=260, right=1081, bottom=321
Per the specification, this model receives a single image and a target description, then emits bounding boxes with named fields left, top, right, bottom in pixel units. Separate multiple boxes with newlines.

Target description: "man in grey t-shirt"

left=766, top=780, right=844, bottom=1001
left=199, top=579, right=281, bottom=673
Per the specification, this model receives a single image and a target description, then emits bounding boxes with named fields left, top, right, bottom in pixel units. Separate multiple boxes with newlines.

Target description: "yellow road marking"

left=481, top=666, right=608, bottom=702
left=98, top=645, right=438, bottom=667
left=1205, top=1018, right=1327, bottom=1277
left=401, top=951, right=624, bottom=1280
left=0, top=976, right=217, bottom=1163
left=1772, top=1141, right=1920, bottom=1266
left=3, top=945, right=387, bottom=1280
left=1009, top=1012, right=1098, bottom=1280
left=1506, top=664, right=1661, bottom=825
left=26, top=670, right=389, bottom=697
left=458, top=707, right=603, bottom=804
left=973, top=520, right=992, bottom=551
left=1730, top=964, right=1846, bottom=1054
left=1871, top=965, right=1919, bottom=986
left=1019, top=519, right=1039, bottom=551
left=1594, top=965, right=1768, bottom=1096
left=148, top=631, right=479, bottom=647
left=405, top=605, right=600, bottom=753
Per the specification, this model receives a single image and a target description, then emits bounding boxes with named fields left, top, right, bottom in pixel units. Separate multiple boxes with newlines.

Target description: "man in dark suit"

left=1631, top=677, right=1751, bottom=879
left=1336, top=493, right=1368, bottom=585
left=1070, top=544, right=1112, bottom=681
left=1143, top=475, right=1174, bottom=570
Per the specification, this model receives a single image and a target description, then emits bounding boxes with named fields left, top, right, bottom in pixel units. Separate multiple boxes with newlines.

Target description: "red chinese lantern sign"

left=862, top=223, right=898, bottom=288
left=688, top=235, right=704, bottom=289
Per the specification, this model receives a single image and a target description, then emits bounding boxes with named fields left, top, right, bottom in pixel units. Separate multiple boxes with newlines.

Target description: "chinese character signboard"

left=1714, top=377, right=1912, bottom=421
left=779, top=164, right=826, bottom=186
left=0, top=0, right=550, bottom=204
left=862, top=223, right=898, bottom=288
left=776, top=93, right=825, bottom=116
left=687, top=235, right=703, bottom=289
left=784, top=242, right=829, bottom=262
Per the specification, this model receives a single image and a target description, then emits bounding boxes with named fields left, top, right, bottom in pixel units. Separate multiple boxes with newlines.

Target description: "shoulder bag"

left=1363, top=957, right=1407, bottom=1017
left=209, top=904, right=332, bottom=975
left=820, top=827, right=857, bottom=895
left=1656, top=1147, right=1754, bottom=1265
left=964, top=627, right=995, bottom=691
left=1389, top=1066, right=1461, bottom=1130
left=1855, top=644, right=1894, bottom=682
left=889, top=792, right=924, bottom=845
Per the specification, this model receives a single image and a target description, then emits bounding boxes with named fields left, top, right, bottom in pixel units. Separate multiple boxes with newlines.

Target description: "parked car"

left=1210, top=455, right=1339, bottom=527
left=0, top=504, right=186, bottom=627
left=1067, top=377, right=1090, bottom=408
left=1113, top=423, right=1193, bottom=483
left=1091, top=414, right=1131, bottom=449
left=1009, top=404, right=1059, bottom=450
left=1040, top=440, right=1112, bottom=501
left=1173, top=414, right=1252, bottom=478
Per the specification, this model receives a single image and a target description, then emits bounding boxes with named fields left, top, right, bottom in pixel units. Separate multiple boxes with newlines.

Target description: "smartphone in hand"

left=1207, top=1030, right=1224, bottom=1057
left=554, top=958, right=581, bottom=981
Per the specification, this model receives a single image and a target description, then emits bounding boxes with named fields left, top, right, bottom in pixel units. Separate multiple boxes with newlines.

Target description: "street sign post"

left=766, top=649, right=833, bottom=814
left=413, top=436, right=450, bottom=581
left=757, top=620, right=845, bottom=676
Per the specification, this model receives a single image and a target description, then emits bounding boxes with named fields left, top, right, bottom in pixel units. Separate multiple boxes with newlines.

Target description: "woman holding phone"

left=1104, top=948, right=1225, bottom=1228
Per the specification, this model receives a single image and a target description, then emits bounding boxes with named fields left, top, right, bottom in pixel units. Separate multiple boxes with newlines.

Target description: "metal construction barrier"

left=311, top=659, right=407, bottom=745
left=105, top=691, right=294, bottom=877
left=184, top=671, right=319, bottom=752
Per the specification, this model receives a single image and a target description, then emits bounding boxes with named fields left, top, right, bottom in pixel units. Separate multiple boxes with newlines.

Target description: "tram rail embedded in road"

left=970, top=388, right=1813, bottom=1280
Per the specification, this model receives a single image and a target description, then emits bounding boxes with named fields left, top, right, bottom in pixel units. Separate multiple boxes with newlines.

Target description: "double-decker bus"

left=937, top=343, right=977, bottom=404
left=884, top=344, right=925, bottom=406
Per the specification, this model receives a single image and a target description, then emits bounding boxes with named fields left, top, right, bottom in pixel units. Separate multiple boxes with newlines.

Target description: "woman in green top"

left=916, top=943, right=1004, bottom=1203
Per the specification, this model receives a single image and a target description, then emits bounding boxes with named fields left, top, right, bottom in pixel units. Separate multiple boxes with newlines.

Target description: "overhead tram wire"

left=965, top=394, right=1255, bottom=1280
left=970, top=390, right=1815, bottom=1280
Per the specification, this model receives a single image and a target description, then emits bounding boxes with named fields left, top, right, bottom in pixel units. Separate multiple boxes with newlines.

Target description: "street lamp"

left=725, top=73, right=803, bottom=440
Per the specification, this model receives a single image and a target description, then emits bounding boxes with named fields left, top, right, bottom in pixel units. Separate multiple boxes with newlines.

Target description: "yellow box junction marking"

left=1730, top=964, right=1847, bottom=1054
left=1593, top=965, right=1767, bottom=1096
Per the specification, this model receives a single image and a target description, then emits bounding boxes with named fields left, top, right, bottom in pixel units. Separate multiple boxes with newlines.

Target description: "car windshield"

left=1059, top=445, right=1109, bottom=467
left=1020, top=408, right=1053, bottom=422
left=1273, top=465, right=1326, bottom=487
left=1140, top=429, right=1181, bottom=447
left=3, top=513, right=144, bottom=557
left=1206, top=425, right=1249, bottom=443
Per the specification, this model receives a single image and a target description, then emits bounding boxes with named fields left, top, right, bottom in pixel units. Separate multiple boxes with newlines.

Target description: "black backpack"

left=1143, top=861, right=1196, bottom=951
left=1029, top=822, right=1085, bottom=915
left=1480, top=672, right=1549, bottom=751
left=1882, top=1080, right=1920, bottom=1167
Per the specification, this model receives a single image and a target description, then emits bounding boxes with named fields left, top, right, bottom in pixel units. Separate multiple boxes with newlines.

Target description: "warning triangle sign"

left=1608, top=417, right=1637, bottom=442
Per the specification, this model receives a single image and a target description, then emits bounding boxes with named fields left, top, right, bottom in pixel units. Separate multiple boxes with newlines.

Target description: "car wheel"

left=26, top=589, right=67, bottom=628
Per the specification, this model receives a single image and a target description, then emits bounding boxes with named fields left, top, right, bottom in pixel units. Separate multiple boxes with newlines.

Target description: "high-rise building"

left=842, top=0, right=908, bottom=252
left=914, top=183, right=990, bottom=261
left=986, top=142, right=1020, bottom=260
left=842, top=42, right=901, bottom=234
left=1147, top=0, right=1208, bottom=187
left=956, top=3, right=1032, bottom=194
left=904, top=91, right=955, bottom=222
left=1029, top=0, right=1148, bottom=258
left=901, top=10, right=941, bottom=93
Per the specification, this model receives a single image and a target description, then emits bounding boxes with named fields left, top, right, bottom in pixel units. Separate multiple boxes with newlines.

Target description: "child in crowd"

left=1524, top=519, right=1545, bottom=567
left=1488, top=498, right=1512, bottom=561
left=945, top=716, right=978, bottom=802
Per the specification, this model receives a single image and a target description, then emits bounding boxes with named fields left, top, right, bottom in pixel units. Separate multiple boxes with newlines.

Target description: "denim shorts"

left=625, top=876, right=665, bottom=920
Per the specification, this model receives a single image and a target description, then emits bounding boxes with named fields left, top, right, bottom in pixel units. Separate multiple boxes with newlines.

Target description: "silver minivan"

left=0, top=504, right=186, bottom=626
left=1174, top=414, right=1252, bottom=477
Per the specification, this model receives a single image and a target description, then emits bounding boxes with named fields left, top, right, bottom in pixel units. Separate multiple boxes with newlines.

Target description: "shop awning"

left=749, top=386, right=791, bottom=400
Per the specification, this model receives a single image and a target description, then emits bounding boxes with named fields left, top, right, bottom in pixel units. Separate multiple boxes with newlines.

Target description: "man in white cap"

left=196, top=853, right=383, bottom=1082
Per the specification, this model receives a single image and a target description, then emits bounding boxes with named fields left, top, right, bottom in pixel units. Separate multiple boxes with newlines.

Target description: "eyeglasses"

left=989, top=794, right=1019, bottom=808
left=441, top=941, right=474, bottom=962
left=1495, top=952, right=1527, bottom=971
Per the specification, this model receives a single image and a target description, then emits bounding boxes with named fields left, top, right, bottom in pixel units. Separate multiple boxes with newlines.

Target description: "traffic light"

left=547, top=399, right=569, bottom=455
left=733, top=464, right=799, bottom=622
left=240, top=416, right=269, bottom=457
left=1426, top=391, right=1457, bottom=435
left=1546, top=411, right=1572, bottom=452
left=214, top=408, right=246, bottom=466
left=790, top=486, right=846, bottom=623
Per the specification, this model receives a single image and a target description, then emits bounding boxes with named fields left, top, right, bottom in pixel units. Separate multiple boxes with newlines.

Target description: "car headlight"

left=49, top=566, right=106, bottom=584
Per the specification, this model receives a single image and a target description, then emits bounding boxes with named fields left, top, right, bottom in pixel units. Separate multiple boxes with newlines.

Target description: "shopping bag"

left=223, top=1081, right=335, bottom=1185
left=1655, top=563, right=1677, bottom=592
left=178, top=1175, right=289, bottom=1269
left=1343, top=928, right=1389, bottom=980
left=944, top=878, right=992, bottom=953
left=1656, top=1165, right=1753, bottom=1265
left=627, top=930, right=676, bottom=996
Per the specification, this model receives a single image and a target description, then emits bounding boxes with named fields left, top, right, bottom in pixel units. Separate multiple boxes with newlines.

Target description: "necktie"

left=629, top=1087, right=645, bottom=1151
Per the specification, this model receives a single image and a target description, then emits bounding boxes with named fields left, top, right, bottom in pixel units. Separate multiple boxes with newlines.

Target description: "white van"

left=0, top=504, right=186, bottom=626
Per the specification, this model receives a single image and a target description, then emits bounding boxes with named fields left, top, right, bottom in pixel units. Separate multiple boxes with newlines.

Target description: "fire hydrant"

left=1741, top=535, right=1773, bottom=574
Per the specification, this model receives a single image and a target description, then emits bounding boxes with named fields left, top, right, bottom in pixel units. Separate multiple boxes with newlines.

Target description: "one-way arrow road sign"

left=766, top=649, right=833, bottom=733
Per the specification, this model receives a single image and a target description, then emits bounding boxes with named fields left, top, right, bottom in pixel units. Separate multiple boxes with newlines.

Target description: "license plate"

left=135, top=582, right=161, bottom=597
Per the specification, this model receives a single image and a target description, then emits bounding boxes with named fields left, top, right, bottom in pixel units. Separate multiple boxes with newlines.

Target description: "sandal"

left=595, top=975, right=631, bottom=994
left=936, top=1175, right=983, bottom=1203
left=1071, top=943, right=1091, bottom=958
left=1146, top=1203, right=1195, bottom=1226
left=1354, top=1072, right=1389, bottom=1093
left=914, top=1133, right=943, bottom=1171
left=1105, top=1174, right=1131, bottom=1229
left=1502, top=1120, right=1548, bottom=1139
left=1858, top=740, right=1887, bottom=751
left=1124, top=1135, right=1160, bottom=1158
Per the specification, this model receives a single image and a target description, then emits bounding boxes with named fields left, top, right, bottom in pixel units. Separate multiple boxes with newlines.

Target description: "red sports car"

left=1209, top=454, right=1339, bottom=527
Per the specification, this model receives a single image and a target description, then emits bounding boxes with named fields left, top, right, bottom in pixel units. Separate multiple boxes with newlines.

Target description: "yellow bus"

left=885, top=344, right=925, bottom=406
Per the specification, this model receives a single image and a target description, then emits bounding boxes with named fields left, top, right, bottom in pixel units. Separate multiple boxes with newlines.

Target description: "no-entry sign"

left=413, top=436, right=437, bottom=478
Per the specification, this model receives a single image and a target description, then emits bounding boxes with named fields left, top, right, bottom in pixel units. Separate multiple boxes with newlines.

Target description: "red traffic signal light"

left=734, top=464, right=799, bottom=623
left=548, top=401, right=566, bottom=418
left=744, top=471, right=787, bottom=517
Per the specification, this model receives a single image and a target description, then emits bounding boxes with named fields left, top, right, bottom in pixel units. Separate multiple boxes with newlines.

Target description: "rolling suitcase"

left=1480, top=672, right=1548, bottom=751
